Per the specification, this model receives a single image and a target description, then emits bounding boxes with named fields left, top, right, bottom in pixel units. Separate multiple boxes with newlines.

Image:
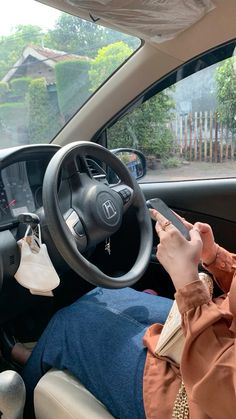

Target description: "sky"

left=0, top=0, right=61, bottom=36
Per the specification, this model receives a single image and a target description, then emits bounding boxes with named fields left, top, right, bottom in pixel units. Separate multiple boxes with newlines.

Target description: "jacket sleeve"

left=203, top=246, right=236, bottom=293
left=175, top=280, right=236, bottom=419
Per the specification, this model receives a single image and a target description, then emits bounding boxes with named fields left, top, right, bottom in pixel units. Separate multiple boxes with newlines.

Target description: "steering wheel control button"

left=96, top=192, right=122, bottom=227
left=118, top=188, right=131, bottom=204
left=66, top=211, right=79, bottom=232
left=73, top=220, right=85, bottom=237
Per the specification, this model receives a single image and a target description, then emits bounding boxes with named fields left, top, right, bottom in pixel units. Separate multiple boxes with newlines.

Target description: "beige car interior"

left=34, top=370, right=114, bottom=419
left=2, top=1, right=236, bottom=418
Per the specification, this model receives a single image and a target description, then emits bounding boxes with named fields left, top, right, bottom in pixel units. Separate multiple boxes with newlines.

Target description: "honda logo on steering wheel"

left=102, top=200, right=117, bottom=219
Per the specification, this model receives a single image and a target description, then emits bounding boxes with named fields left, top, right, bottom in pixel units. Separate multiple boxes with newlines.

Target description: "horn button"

left=95, top=191, right=122, bottom=228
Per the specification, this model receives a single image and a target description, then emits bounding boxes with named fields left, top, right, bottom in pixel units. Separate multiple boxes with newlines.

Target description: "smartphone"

left=146, top=198, right=190, bottom=240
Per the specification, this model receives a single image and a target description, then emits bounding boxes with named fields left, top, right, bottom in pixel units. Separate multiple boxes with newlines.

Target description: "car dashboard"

left=0, top=143, right=122, bottom=286
left=0, top=160, right=48, bottom=227
left=0, top=144, right=60, bottom=230
left=0, top=143, right=112, bottom=231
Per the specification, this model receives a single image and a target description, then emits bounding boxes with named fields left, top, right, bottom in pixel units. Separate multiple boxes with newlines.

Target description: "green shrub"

left=161, top=156, right=181, bottom=169
left=28, top=78, right=60, bottom=143
left=55, top=59, right=90, bottom=119
left=0, top=102, right=27, bottom=128
left=10, top=77, right=32, bottom=98
left=0, top=82, right=9, bottom=101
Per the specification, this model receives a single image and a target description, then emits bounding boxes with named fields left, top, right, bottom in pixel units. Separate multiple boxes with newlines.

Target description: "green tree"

left=28, top=78, right=60, bottom=143
left=89, top=41, right=133, bottom=91
left=47, top=14, right=106, bottom=57
left=108, top=92, right=175, bottom=163
left=46, top=13, right=139, bottom=58
left=0, top=25, right=44, bottom=79
left=90, top=40, right=175, bottom=162
left=215, top=56, right=236, bottom=138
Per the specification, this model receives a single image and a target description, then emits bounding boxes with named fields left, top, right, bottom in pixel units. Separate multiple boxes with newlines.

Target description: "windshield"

left=0, top=0, right=140, bottom=149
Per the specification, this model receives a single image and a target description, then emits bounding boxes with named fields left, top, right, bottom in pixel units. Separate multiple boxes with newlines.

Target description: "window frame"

left=94, top=39, right=236, bottom=146
left=95, top=39, right=236, bottom=183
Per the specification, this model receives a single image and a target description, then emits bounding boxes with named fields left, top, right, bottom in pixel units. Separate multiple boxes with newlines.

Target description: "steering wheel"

left=43, top=141, right=152, bottom=288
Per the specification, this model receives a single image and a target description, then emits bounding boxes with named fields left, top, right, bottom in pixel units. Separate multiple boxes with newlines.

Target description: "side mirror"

left=111, top=148, right=146, bottom=180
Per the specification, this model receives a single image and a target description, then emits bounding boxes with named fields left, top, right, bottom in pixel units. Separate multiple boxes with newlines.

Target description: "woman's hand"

left=173, top=213, right=218, bottom=266
left=151, top=209, right=203, bottom=290
left=193, top=222, right=218, bottom=265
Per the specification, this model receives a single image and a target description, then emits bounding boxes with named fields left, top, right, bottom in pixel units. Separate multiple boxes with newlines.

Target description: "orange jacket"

left=143, top=246, right=236, bottom=418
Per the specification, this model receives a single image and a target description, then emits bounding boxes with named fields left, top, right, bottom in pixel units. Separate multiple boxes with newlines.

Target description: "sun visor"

left=65, top=0, right=215, bottom=43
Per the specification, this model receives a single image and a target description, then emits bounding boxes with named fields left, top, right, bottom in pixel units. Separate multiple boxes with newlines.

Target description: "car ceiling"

left=38, top=0, right=216, bottom=43
left=36, top=0, right=236, bottom=146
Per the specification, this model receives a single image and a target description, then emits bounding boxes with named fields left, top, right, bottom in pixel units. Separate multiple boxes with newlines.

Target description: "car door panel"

left=134, top=179, right=236, bottom=296
left=141, top=179, right=236, bottom=252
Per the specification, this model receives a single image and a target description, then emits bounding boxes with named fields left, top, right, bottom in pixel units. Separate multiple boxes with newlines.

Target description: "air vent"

left=86, top=158, right=107, bottom=181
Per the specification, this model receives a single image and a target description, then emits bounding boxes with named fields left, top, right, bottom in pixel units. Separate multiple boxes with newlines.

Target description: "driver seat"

left=34, top=369, right=115, bottom=419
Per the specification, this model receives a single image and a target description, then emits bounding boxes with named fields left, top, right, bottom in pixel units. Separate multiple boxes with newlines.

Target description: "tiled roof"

left=29, top=45, right=90, bottom=62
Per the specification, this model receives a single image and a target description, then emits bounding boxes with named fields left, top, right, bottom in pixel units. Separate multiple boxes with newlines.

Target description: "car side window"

left=107, top=54, right=236, bottom=182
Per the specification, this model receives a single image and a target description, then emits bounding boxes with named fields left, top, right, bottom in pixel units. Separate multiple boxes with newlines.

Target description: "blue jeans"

left=22, top=287, right=172, bottom=419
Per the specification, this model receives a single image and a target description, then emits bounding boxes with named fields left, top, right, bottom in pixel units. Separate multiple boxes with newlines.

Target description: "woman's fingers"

left=149, top=208, right=158, bottom=221
left=189, top=226, right=202, bottom=244
left=150, top=209, right=203, bottom=257
left=150, top=209, right=173, bottom=230
left=194, top=222, right=207, bottom=233
left=174, top=211, right=193, bottom=230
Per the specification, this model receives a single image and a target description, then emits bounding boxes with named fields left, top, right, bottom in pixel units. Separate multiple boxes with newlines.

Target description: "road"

left=142, top=160, right=236, bottom=182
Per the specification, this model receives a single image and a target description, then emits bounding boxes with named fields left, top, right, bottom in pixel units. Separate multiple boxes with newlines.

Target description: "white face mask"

left=14, top=225, right=60, bottom=297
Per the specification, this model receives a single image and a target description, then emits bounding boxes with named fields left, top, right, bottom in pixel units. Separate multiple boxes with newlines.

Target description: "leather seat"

left=0, top=370, right=25, bottom=419
left=34, top=369, right=115, bottom=419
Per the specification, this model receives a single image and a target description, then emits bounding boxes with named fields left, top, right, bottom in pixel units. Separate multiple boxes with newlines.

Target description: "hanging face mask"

left=14, top=225, right=60, bottom=297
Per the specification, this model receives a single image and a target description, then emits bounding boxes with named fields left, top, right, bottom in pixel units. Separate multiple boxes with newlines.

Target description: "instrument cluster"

left=0, top=159, right=48, bottom=228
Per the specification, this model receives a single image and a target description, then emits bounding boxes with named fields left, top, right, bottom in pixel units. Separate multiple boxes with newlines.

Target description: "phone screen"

left=146, top=198, right=190, bottom=240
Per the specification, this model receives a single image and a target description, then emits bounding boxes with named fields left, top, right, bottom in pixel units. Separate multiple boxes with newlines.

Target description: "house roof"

left=2, top=45, right=90, bottom=83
